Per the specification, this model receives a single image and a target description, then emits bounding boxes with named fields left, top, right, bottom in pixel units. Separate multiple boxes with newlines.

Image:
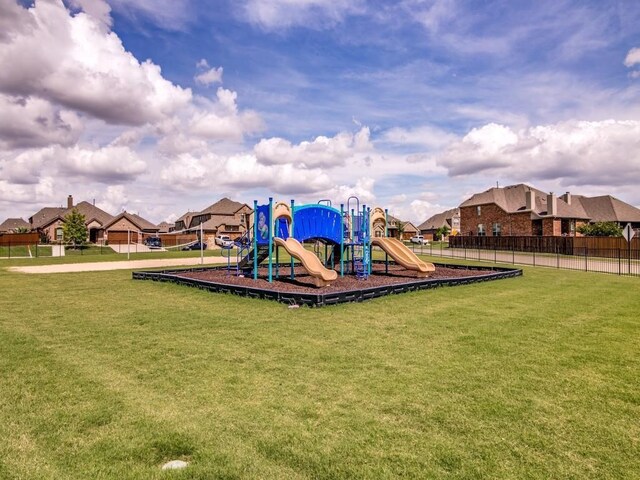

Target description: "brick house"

left=0, top=218, right=30, bottom=233
left=460, top=184, right=640, bottom=236
left=417, top=208, right=460, bottom=240
left=29, top=195, right=114, bottom=243
left=460, top=184, right=589, bottom=236
left=176, top=198, right=252, bottom=244
left=157, top=221, right=175, bottom=233
left=103, top=212, right=159, bottom=244
left=384, top=215, right=418, bottom=240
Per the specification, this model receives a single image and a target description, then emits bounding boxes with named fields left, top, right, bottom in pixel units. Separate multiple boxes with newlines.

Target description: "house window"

left=477, top=206, right=481, bottom=216
left=477, top=224, right=486, bottom=236
left=492, top=223, right=501, bottom=236
left=55, top=227, right=63, bottom=241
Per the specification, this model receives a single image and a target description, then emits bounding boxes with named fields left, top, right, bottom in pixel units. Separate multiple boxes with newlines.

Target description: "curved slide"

left=371, top=237, right=435, bottom=277
left=273, top=237, right=338, bottom=287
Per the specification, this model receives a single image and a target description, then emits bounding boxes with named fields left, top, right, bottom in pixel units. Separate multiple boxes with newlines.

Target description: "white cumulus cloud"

left=254, top=127, right=372, bottom=168
left=0, top=94, right=83, bottom=149
left=195, top=64, right=224, bottom=86
left=437, top=119, right=640, bottom=186
left=624, top=47, right=640, bottom=67
left=0, top=0, right=192, bottom=126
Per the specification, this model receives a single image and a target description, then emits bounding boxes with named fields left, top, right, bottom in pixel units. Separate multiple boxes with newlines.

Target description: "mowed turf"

left=0, top=264, right=638, bottom=479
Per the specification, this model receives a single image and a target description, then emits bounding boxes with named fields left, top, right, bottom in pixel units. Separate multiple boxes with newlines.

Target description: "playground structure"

left=223, top=196, right=435, bottom=287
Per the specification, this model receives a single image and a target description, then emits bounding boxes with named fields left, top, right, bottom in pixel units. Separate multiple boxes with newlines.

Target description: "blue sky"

left=1, top=0, right=640, bottom=224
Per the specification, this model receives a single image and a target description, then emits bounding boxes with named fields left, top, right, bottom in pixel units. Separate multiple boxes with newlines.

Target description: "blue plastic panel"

left=256, top=204, right=270, bottom=245
left=292, top=204, right=342, bottom=244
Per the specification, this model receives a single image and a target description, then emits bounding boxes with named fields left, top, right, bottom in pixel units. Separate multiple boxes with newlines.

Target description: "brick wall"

left=460, top=205, right=534, bottom=236
left=542, top=218, right=562, bottom=236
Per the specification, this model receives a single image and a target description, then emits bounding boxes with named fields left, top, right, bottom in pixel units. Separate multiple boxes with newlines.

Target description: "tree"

left=395, top=220, right=406, bottom=240
left=62, top=209, right=88, bottom=248
left=577, top=221, right=623, bottom=237
left=435, top=225, right=450, bottom=241
left=14, top=226, right=30, bottom=233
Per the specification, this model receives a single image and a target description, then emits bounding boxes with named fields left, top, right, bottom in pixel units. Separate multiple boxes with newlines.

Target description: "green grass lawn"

left=0, top=263, right=638, bottom=479
left=0, top=245, right=51, bottom=258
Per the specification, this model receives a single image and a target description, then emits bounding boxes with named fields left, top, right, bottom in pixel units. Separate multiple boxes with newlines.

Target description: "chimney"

left=547, top=192, right=557, bottom=216
left=67, top=195, right=73, bottom=209
left=562, top=191, right=571, bottom=205
left=525, top=190, right=535, bottom=210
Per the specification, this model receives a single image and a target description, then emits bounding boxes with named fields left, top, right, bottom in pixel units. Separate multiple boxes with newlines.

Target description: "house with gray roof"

left=0, top=217, right=30, bottom=233
left=28, top=195, right=114, bottom=243
left=459, top=184, right=640, bottom=236
left=381, top=215, right=419, bottom=241
left=176, top=197, right=252, bottom=242
left=417, top=208, right=460, bottom=240
left=102, top=211, right=159, bottom=244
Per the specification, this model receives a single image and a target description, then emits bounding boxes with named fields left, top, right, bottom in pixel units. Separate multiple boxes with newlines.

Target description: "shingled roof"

left=574, top=195, right=640, bottom=223
left=29, top=200, right=114, bottom=229
left=460, top=184, right=590, bottom=219
left=0, top=217, right=30, bottom=232
left=29, top=207, right=67, bottom=229
left=72, top=201, right=113, bottom=226
left=418, top=208, right=459, bottom=231
left=200, top=197, right=247, bottom=215
left=103, top=212, right=159, bottom=232
left=200, top=215, right=243, bottom=230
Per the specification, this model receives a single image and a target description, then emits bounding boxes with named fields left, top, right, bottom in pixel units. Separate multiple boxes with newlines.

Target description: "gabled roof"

left=200, top=215, right=242, bottom=230
left=200, top=197, right=248, bottom=216
left=460, top=184, right=590, bottom=219
left=574, top=195, right=640, bottom=223
left=175, top=211, right=196, bottom=229
left=386, top=215, right=418, bottom=233
left=0, top=217, right=30, bottom=232
left=29, top=201, right=114, bottom=229
left=157, top=222, right=175, bottom=233
left=103, top=211, right=159, bottom=232
left=30, top=207, right=66, bottom=229
left=72, top=201, right=113, bottom=226
left=418, top=208, right=460, bottom=231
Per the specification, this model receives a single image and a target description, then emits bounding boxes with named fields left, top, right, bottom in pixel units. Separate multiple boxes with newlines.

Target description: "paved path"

left=8, top=256, right=229, bottom=274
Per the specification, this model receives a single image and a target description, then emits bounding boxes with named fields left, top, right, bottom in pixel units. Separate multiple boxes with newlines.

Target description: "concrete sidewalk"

left=8, top=256, right=229, bottom=274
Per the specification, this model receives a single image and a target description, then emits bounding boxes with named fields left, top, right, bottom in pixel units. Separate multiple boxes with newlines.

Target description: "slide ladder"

left=238, top=245, right=271, bottom=270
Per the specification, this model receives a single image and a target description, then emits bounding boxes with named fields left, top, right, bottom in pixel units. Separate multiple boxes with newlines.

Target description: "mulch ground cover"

left=177, top=263, right=495, bottom=294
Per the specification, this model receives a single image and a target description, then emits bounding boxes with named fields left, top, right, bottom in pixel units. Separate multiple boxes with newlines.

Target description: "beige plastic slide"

left=371, top=237, right=435, bottom=277
left=273, top=237, right=338, bottom=287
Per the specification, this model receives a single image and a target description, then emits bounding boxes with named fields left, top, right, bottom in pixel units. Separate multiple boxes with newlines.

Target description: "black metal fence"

left=406, top=241, right=640, bottom=277
left=0, top=241, right=170, bottom=259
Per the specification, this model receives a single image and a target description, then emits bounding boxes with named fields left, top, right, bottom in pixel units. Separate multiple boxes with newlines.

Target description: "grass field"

left=0, top=261, right=638, bottom=479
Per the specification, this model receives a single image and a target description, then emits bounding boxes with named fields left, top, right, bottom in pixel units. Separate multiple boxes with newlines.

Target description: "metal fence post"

left=618, top=248, right=621, bottom=276
left=585, top=247, right=588, bottom=272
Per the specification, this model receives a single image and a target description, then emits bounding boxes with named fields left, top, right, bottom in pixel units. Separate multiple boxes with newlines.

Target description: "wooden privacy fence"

left=0, top=232, right=40, bottom=246
left=449, top=235, right=640, bottom=258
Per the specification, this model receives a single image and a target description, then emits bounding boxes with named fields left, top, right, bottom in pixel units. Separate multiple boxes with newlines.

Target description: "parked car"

left=214, top=235, right=234, bottom=248
left=144, top=236, right=162, bottom=249
left=182, top=241, right=207, bottom=251
left=410, top=235, right=428, bottom=245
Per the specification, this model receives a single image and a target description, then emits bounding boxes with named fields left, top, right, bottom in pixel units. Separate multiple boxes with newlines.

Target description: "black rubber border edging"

left=132, top=262, right=522, bottom=307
